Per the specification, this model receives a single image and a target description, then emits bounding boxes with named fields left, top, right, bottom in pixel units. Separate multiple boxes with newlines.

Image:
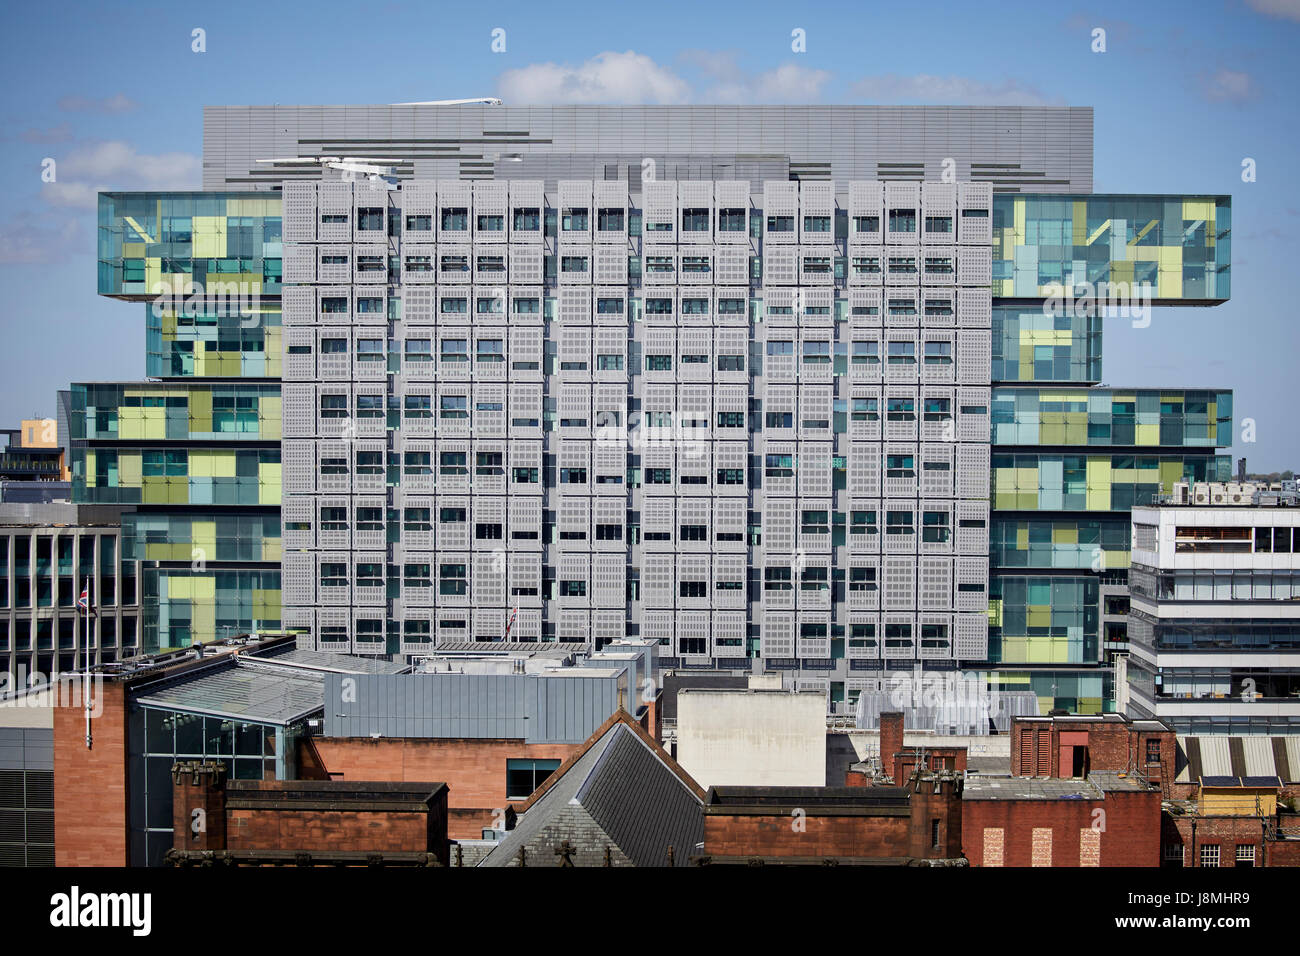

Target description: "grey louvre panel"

left=203, top=105, right=1093, bottom=193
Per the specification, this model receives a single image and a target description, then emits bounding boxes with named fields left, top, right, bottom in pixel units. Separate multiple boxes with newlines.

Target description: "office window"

left=507, top=759, right=561, bottom=800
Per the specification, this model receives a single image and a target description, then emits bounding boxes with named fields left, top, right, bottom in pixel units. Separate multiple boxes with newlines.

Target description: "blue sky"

left=1, top=0, right=1297, bottom=468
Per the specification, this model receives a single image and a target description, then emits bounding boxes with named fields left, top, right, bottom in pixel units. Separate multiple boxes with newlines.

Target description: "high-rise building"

left=74, top=192, right=284, bottom=653
left=77, top=103, right=1234, bottom=716
left=1127, top=483, right=1300, bottom=734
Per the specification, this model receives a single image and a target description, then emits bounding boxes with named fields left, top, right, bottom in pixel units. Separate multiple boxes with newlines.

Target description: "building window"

left=1235, top=844, right=1255, bottom=867
left=506, top=759, right=562, bottom=800
left=1200, top=844, right=1220, bottom=868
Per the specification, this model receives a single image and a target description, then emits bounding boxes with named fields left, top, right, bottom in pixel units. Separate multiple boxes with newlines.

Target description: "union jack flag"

left=504, top=606, right=517, bottom=639
left=77, top=587, right=92, bottom=612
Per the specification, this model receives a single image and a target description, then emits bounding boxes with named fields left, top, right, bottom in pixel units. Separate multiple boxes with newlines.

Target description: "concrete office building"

left=0, top=501, right=140, bottom=679
left=1127, top=485, right=1300, bottom=734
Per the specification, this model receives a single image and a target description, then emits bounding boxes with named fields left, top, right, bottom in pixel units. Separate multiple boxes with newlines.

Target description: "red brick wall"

left=225, top=807, right=429, bottom=854
left=1010, top=718, right=1175, bottom=795
left=54, top=680, right=131, bottom=866
left=304, top=737, right=579, bottom=839
left=1166, top=814, right=1268, bottom=867
left=963, top=790, right=1161, bottom=867
left=171, top=766, right=227, bottom=852
left=880, top=713, right=904, bottom=778
left=704, top=814, right=913, bottom=859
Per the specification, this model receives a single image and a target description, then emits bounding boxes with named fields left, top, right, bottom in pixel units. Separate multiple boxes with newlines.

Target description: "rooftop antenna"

left=391, top=97, right=503, bottom=106
left=255, top=156, right=404, bottom=189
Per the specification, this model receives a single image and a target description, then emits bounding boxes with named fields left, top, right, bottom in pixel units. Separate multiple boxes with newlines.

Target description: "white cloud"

left=849, top=74, right=1062, bottom=107
left=37, top=141, right=201, bottom=209
left=1202, top=68, right=1254, bottom=103
left=681, top=51, right=831, bottom=103
left=497, top=51, right=691, bottom=105
left=1245, top=0, right=1300, bottom=22
left=56, top=93, right=138, bottom=114
left=0, top=213, right=83, bottom=264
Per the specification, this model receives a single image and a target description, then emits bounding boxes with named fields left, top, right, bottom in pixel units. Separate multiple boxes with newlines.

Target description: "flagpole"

left=82, top=586, right=92, bottom=750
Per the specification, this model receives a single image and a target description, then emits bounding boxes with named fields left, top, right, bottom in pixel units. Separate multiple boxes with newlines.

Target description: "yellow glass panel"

left=259, top=462, right=282, bottom=504
left=191, top=217, right=226, bottom=258
left=1053, top=526, right=1078, bottom=544
left=118, top=452, right=142, bottom=488
left=1135, top=423, right=1159, bottom=446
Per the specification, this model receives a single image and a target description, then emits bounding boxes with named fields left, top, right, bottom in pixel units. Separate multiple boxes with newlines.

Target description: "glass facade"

left=992, top=306, right=1101, bottom=383
left=82, top=192, right=285, bottom=652
left=992, top=388, right=1230, bottom=448
left=72, top=446, right=281, bottom=506
left=992, top=194, right=1230, bottom=301
left=146, top=304, right=282, bottom=379
left=991, top=452, right=1230, bottom=512
left=122, top=512, right=281, bottom=564
left=129, top=705, right=293, bottom=867
left=985, top=668, right=1109, bottom=716
left=73, top=383, right=282, bottom=442
left=98, top=192, right=282, bottom=299
left=991, top=516, right=1132, bottom=570
left=141, top=567, right=281, bottom=652
left=989, top=575, right=1100, bottom=665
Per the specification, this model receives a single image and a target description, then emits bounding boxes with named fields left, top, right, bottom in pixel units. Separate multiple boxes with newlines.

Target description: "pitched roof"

left=479, top=709, right=704, bottom=867
left=1176, top=735, right=1300, bottom=784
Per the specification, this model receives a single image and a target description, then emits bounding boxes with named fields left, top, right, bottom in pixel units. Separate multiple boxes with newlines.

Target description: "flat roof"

left=133, top=661, right=324, bottom=726
left=964, top=776, right=1099, bottom=800
left=246, top=646, right=409, bottom=675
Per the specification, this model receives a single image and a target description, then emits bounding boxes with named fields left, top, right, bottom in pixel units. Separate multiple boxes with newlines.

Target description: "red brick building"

left=698, top=770, right=965, bottom=865
left=166, top=760, right=449, bottom=866
left=1162, top=776, right=1300, bottom=867
left=1010, top=714, right=1176, bottom=796
left=962, top=771, right=1162, bottom=867
left=299, top=735, right=584, bottom=839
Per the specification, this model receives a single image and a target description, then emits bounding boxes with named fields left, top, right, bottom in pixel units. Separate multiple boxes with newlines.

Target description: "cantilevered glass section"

left=146, top=304, right=282, bottom=379
left=73, top=383, right=281, bottom=442
left=992, top=306, right=1102, bottom=383
left=122, top=512, right=281, bottom=564
left=71, top=446, right=281, bottom=506
left=992, top=516, right=1133, bottom=570
left=98, top=192, right=282, bottom=300
left=991, top=452, right=1230, bottom=512
left=991, top=388, right=1231, bottom=448
left=992, top=195, right=1230, bottom=302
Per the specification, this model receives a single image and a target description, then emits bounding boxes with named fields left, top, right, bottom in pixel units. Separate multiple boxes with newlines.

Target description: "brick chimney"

left=171, top=760, right=228, bottom=851
left=907, top=769, right=964, bottom=862
left=880, top=711, right=904, bottom=782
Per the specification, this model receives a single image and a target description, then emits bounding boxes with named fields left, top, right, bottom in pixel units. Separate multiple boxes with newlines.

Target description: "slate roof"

left=479, top=710, right=704, bottom=867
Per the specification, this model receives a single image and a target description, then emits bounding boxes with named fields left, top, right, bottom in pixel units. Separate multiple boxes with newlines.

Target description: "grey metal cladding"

left=0, top=727, right=53, bottom=771
left=325, top=671, right=617, bottom=742
left=203, top=105, right=1094, bottom=192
